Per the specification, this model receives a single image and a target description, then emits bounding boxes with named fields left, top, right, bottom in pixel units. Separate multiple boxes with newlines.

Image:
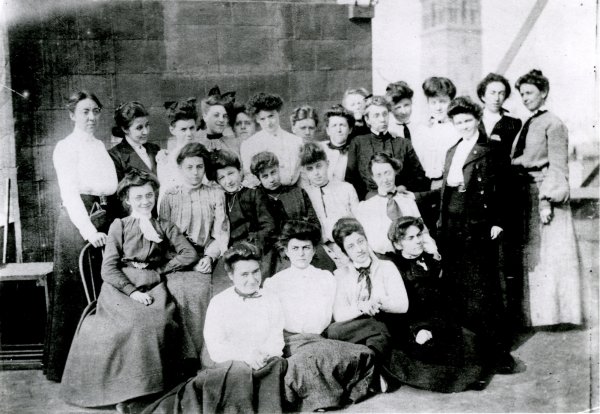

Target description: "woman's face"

left=371, top=162, right=396, bottom=194
left=393, top=225, right=424, bottom=259
left=216, top=166, right=242, bottom=193
left=326, top=116, right=350, bottom=147
left=256, top=110, right=280, bottom=134
left=228, top=259, right=262, bottom=295
left=452, top=113, right=479, bottom=139
left=519, top=83, right=547, bottom=112
left=179, top=156, right=205, bottom=187
left=204, top=105, right=228, bottom=134
left=126, top=183, right=156, bottom=216
left=292, top=118, right=317, bottom=141
left=391, top=98, right=413, bottom=123
left=234, top=112, right=256, bottom=140
left=427, top=95, right=451, bottom=120
left=70, top=98, right=101, bottom=134
left=285, top=238, right=315, bottom=269
left=365, top=104, right=389, bottom=134
left=482, top=81, right=507, bottom=114
left=169, top=119, right=197, bottom=145
left=342, top=232, right=370, bottom=266
left=343, top=93, right=366, bottom=120
left=125, top=116, right=150, bottom=146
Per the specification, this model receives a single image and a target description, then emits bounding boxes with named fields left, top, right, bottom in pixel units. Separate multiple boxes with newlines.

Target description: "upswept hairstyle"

left=112, top=101, right=149, bottom=139
left=164, top=98, right=198, bottom=126
left=387, top=216, right=425, bottom=245
left=250, top=151, right=279, bottom=177
left=67, top=90, right=102, bottom=113
left=332, top=217, right=367, bottom=255
left=116, top=169, right=160, bottom=207
left=300, top=142, right=328, bottom=167
left=476, top=73, right=512, bottom=102
left=385, top=81, right=414, bottom=104
left=323, top=104, right=355, bottom=129
left=246, top=92, right=284, bottom=117
left=206, top=149, right=241, bottom=181
left=422, top=77, right=457, bottom=99
left=228, top=103, right=253, bottom=128
left=368, top=152, right=402, bottom=175
left=343, top=87, right=370, bottom=101
left=176, top=142, right=211, bottom=166
left=515, top=69, right=550, bottom=94
left=447, top=96, right=483, bottom=120
left=223, top=241, right=262, bottom=274
left=277, top=220, right=321, bottom=250
left=290, top=105, right=319, bottom=127
left=365, top=95, right=391, bottom=112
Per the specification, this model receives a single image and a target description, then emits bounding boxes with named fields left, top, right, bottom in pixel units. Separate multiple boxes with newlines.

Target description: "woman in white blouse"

left=45, top=90, right=119, bottom=382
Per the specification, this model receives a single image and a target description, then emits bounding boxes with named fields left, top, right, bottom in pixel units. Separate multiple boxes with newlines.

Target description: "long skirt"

left=44, top=197, right=115, bottom=382
left=60, top=268, right=179, bottom=407
left=522, top=183, right=583, bottom=326
left=165, top=271, right=212, bottom=364
left=141, top=358, right=287, bottom=414
left=283, top=332, right=375, bottom=412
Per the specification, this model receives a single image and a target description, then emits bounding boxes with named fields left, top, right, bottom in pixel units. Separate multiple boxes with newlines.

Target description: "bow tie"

left=207, top=133, right=223, bottom=140
left=356, top=266, right=372, bottom=299
left=416, top=257, right=428, bottom=271
left=234, top=288, right=262, bottom=300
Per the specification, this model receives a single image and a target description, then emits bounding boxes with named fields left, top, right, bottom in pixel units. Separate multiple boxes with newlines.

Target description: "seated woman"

left=250, top=151, right=335, bottom=272
left=354, top=152, right=439, bottom=257
left=264, top=221, right=376, bottom=412
left=196, top=86, right=240, bottom=156
left=159, top=142, right=229, bottom=362
left=157, top=98, right=199, bottom=191
left=326, top=217, right=409, bottom=392
left=208, top=149, right=276, bottom=293
left=384, top=216, right=487, bottom=392
left=145, top=242, right=287, bottom=414
left=60, top=170, right=199, bottom=410
left=320, top=104, right=355, bottom=182
left=290, top=105, right=319, bottom=141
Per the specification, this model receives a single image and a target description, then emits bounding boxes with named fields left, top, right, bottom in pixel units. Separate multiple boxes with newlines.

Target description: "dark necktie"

left=512, top=110, right=547, bottom=159
left=402, top=124, right=411, bottom=140
left=234, top=288, right=262, bottom=300
left=319, top=186, right=328, bottom=216
left=385, top=193, right=402, bottom=221
left=356, top=266, right=372, bottom=299
left=207, top=132, right=223, bottom=140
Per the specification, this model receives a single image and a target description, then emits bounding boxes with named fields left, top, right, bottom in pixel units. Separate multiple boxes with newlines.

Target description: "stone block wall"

left=8, top=0, right=373, bottom=261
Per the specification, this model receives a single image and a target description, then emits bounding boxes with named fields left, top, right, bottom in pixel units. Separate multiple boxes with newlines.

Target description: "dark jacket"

left=346, top=131, right=430, bottom=199
left=261, top=185, right=321, bottom=232
left=109, top=139, right=161, bottom=181
left=478, top=113, right=522, bottom=162
left=439, top=132, right=508, bottom=231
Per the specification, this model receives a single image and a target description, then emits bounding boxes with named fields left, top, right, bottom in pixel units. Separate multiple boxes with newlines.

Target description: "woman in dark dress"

left=46, top=90, right=119, bottom=382
left=438, top=96, right=516, bottom=375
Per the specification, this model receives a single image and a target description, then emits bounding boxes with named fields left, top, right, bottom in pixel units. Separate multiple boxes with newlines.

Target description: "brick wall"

left=8, top=0, right=373, bottom=261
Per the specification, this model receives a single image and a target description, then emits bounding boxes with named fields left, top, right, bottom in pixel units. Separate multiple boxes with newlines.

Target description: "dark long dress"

left=60, top=216, right=199, bottom=407
left=385, top=252, right=485, bottom=392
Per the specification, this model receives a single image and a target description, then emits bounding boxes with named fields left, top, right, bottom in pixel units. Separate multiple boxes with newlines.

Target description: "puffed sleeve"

left=260, top=294, right=285, bottom=358
left=539, top=119, right=570, bottom=203
left=203, top=295, right=239, bottom=363
left=379, top=261, right=409, bottom=314
left=158, top=220, right=199, bottom=275
left=205, top=188, right=230, bottom=260
left=101, top=219, right=137, bottom=296
left=332, top=268, right=362, bottom=323
left=53, top=141, right=97, bottom=241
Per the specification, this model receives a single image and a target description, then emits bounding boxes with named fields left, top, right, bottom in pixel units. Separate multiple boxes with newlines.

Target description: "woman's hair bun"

left=529, top=69, right=544, bottom=77
left=112, top=125, right=125, bottom=138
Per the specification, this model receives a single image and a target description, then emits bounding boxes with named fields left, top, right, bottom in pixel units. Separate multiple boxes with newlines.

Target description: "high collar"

left=207, top=132, right=223, bottom=140
left=125, top=136, right=145, bottom=150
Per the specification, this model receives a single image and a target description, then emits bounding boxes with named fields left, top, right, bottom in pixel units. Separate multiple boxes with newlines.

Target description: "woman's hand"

left=194, top=256, right=213, bottom=274
left=415, top=329, right=433, bottom=345
left=540, top=207, right=553, bottom=224
left=244, top=350, right=268, bottom=370
left=130, top=291, right=154, bottom=306
left=490, top=226, right=503, bottom=240
left=88, top=232, right=107, bottom=248
left=358, top=299, right=381, bottom=316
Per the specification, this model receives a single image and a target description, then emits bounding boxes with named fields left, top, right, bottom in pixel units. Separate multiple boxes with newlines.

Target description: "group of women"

left=43, top=68, right=583, bottom=413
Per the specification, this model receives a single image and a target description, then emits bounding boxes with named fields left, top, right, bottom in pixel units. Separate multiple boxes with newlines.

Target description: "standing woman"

left=46, top=90, right=119, bottom=382
left=230, top=104, right=257, bottom=142
left=476, top=73, right=522, bottom=161
left=512, top=69, right=582, bottom=327
left=109, top=101, right=161, bottom=183
left=439, top=96, right=516, bottom=374
left=197, top=87, right=240, bottom=156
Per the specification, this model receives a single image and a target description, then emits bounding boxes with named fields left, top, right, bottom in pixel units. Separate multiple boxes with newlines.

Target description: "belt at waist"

left=124, top=261, right=157, bottom=270
left=512, top=163, right=549, bottom=174
left=446, top=184, right=466, bottom=193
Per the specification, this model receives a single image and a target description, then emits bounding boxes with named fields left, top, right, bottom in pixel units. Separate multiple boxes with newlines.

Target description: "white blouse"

left=320, top=142, right=348, bottom=182
left=204, top=287, right=284, bottom=363
left=264, top=265, right=336, bottom=335
left=53, top=128, right=118, bottom=240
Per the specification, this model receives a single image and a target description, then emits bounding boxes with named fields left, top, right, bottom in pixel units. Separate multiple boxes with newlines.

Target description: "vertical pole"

left=3, top=177, right=10, bottom=263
